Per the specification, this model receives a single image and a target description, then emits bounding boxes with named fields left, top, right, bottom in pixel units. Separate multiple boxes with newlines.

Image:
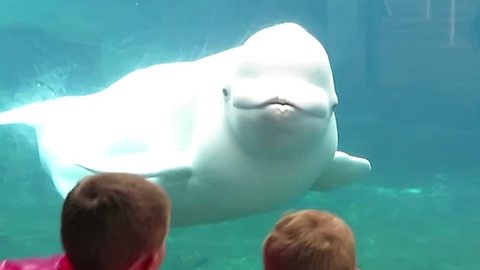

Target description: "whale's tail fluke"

left=0, top=102, right=47, bottom=126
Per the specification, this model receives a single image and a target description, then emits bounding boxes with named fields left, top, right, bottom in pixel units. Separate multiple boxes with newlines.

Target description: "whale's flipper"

left=312, top=151, right=371, bottom=191
left=75, top=151, right=193, bottom=179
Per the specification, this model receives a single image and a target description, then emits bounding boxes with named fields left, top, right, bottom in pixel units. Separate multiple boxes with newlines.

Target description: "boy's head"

left=263, top=210, right=356, bottom=270
left=61, top=173, right=171, bottom=270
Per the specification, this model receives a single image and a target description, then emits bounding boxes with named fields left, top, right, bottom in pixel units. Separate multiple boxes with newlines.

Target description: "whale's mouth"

left=234, top=97, right=299, bottom=110
left=233, top=97, right=327, bottom=118
left=261, top=97, right=297, bottom=108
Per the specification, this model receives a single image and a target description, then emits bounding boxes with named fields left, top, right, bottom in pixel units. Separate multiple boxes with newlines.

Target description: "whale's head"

left=223, top=23, right=338, bottom=157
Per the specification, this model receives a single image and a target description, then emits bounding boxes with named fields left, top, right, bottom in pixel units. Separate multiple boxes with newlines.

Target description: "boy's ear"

left=129, top=244, right=166, bottom=270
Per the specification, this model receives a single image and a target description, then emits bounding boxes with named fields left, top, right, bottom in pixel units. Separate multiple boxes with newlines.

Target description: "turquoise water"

left=1, top=0, right=479, bottom=269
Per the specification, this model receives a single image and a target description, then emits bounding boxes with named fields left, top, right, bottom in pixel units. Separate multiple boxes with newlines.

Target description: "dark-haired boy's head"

left=61, top=173, right=171, bottom=270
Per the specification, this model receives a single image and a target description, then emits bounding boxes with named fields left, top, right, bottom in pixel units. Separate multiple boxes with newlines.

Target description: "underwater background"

left=0, top=0, right=479, bottom=269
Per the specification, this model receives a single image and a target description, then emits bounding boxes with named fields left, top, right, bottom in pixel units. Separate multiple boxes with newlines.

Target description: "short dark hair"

left=61, top=173, right=171, bottom=270
left=263, top=210, right=356, bottom=270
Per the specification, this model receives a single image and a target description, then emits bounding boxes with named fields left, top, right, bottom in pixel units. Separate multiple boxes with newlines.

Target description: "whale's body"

left=0, top=23, right=371, bottom=226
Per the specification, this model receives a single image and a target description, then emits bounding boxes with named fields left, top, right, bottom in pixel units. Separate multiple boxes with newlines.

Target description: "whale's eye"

left=222, top=88, right=230, bottom=97
left=222, top=88, right=231, bottom=102
left=331, top=103, right=338, bottom=112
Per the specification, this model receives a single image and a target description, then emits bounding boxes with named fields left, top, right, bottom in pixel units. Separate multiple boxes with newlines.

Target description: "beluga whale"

left=0, top=22, right=371, bottom=226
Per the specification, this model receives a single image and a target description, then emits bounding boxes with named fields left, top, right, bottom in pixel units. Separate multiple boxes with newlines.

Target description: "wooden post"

left=426, top=0, right=431, bottom=20
left=449, top=0, right=456, bottom=45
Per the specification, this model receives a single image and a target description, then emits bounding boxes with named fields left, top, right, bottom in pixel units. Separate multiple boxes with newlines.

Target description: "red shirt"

left=0, top=254, right=73, bottom=270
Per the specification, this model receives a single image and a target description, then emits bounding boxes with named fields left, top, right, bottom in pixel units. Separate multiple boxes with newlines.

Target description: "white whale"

left=0, top=22, right=371, bottom=226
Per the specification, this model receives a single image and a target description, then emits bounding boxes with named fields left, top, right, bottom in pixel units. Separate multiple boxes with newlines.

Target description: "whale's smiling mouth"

left=261, top=97, right=297, bottom=108
left=232, top=97, right=327, bottom=118
left=235, top=97, right=299, bottom=110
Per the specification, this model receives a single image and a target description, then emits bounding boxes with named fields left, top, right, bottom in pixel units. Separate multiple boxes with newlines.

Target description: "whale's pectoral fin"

left=146, top=166, right=194, bottom=190
left=147, top=166, right=193, bottom=182
left=75, top=151, right=193, bottom=180
left=312, top=151, right=371, bottom=191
